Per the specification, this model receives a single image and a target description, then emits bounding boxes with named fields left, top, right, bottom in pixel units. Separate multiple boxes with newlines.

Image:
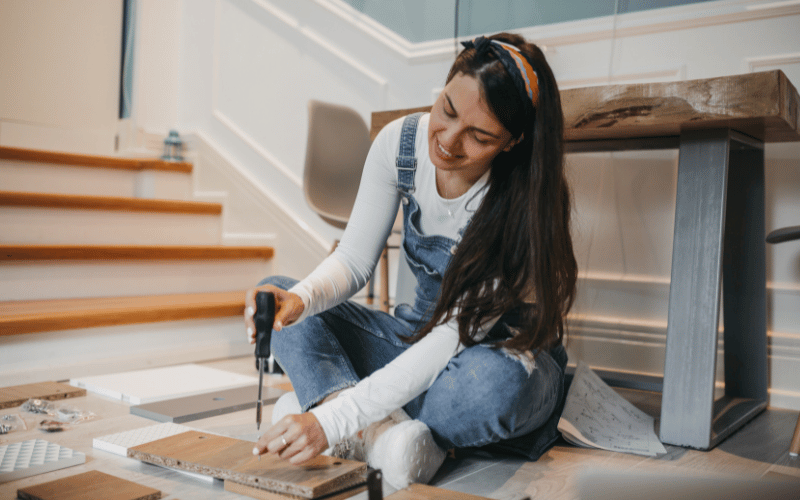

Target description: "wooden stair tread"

left=0, top=291, right=246, bottom=336
left=0, top=146, right=192, bottom=173
left=0, top=191, right=221, bottom=215
left=0, top=244, right=274, bottom=260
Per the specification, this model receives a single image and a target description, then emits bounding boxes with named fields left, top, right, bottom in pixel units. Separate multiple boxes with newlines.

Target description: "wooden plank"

left=130, top=385, right=285, bottom=423
left=386, top=484, right=494, bottom=499
left=0, top=191, right=222, bottom=215
left=224, top=479, right=367, bottom=500
left=563, top=70, right=799, bottom=142
left=370, top=70, right=800, bottom=144
left=0, top=291, right=246, bottom=336
left=17, top=470, right=161, bottom=500
left=0, top=146, right=192, bottom=173
left=0, top=381, right=85, bottom=409
left=128, top=431, right=366, bottom=499
left=0, top=244, right=273, bottom=261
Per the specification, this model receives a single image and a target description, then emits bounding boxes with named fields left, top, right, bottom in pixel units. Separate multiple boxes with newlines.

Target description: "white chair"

left=304, top=100, right=402, bottom=311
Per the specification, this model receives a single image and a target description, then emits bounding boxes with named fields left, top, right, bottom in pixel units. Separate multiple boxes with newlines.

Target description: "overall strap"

left=396, top=112, right=425, bottom=195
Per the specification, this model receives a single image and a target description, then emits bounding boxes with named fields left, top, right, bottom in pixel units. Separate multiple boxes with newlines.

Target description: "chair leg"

left=380, top=245, right=390, bottom=312
left=366, top=279, right=375, bottom=306
left=791, top=412, right=800, bottom=457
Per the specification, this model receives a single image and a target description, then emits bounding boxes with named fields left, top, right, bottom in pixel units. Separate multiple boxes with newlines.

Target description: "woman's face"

left=428, top=73, right=519, bottom=180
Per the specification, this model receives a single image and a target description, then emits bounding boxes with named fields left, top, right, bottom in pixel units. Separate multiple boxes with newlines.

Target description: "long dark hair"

left=410, top=32, right=577, bottom=354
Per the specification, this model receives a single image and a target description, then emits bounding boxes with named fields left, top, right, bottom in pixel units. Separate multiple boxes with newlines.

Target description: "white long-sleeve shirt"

left=290, top=114, right=495, bottom=447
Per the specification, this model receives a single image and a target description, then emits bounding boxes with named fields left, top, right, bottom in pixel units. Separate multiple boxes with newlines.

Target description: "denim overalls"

left=265, top=113, right=567, bottom=460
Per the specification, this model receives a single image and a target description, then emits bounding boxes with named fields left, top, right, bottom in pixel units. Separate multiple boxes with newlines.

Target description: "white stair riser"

left=0, top=207, right=222, bottom=245
left=0, top=159, right=192, bottom=199
left=221, top=233, right=278, bottom=246
left=2, top=259, right=273, bottom=301
left=0, top=318, right=254, bottom=387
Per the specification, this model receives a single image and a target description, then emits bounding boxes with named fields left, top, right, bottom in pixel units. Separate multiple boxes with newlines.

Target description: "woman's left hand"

left=254, top=412, right=329, bottom=464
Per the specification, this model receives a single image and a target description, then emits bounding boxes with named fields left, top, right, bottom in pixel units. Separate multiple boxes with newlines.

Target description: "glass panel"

left=340, top=0, right=719, bottom=43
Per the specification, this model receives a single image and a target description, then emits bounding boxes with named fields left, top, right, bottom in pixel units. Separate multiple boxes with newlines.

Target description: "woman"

left=246, top=32, right=577, bottom=489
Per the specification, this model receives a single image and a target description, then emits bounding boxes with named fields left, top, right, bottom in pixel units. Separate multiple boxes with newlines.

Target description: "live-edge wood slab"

left=371, top=70, right=800, bottom=145
left=0, top=381, right=85, bottom=409
left=128, top=430, right=366, bottom=499
left=17, top=470, right=161, bottom=500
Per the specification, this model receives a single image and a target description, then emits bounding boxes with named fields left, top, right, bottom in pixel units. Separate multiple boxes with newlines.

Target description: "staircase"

left=0, top=146, right=275, bottom=385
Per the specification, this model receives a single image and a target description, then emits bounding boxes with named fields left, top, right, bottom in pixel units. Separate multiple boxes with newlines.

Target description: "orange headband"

left=462, top=36, right=539, bottom=108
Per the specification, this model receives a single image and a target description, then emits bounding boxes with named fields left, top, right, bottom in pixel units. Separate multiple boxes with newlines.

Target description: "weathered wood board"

left=0, top=381, right=85, bottom=409
left=130, top=385, right=285, bottom=423
left=128, top=431, right=366, bottom=499
left=371, top=70, right=800, bottom=144
left=17, top=470, right=161, bottom=500
left=561, top=70, right=799, bottom=143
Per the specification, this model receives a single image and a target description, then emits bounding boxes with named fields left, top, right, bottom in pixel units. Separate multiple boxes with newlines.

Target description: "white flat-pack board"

left=93, top=422, right=193, bottom=457
left=70, top=364, right=258, bottom=404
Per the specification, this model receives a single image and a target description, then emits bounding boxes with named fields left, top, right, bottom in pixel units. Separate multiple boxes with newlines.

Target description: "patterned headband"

left=461, top=36, right=539, bottom=108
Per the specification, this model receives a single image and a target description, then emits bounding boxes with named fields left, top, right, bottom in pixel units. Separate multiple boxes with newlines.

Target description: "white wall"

left=0, top=0, right=123, bottom=154
left=2, top=0, right=797, bottom=409
left=152, top=0, right=800, bottom=409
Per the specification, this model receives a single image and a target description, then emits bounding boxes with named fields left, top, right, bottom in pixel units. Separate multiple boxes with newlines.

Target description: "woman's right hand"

left=244, top=285, right=305, bottom=344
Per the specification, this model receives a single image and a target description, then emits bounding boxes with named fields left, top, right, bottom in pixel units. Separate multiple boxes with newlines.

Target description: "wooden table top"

left=371, top=69, right=800, bottom=145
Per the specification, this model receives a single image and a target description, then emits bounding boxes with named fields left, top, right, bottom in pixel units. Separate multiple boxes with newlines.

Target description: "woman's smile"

left=427, top=73, right=518, bottom=183
left=434, top=137, right=459, bottom=160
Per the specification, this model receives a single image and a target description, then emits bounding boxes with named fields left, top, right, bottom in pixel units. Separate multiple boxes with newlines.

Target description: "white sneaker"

left=363, top=410, right=446, bottom=490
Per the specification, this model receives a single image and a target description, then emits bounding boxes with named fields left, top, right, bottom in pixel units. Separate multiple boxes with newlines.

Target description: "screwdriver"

left=254, top=291, right=276, bottom=431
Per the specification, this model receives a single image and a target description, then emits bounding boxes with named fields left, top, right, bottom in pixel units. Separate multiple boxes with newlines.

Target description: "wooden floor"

left=1, top=355, right=798, bottom=500
left=202, top=356, right=800, bottom=499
